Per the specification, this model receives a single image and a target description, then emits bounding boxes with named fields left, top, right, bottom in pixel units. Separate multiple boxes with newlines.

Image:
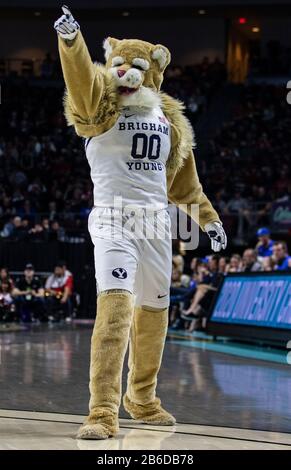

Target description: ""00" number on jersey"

left=131, top=133, right=161, bottom=160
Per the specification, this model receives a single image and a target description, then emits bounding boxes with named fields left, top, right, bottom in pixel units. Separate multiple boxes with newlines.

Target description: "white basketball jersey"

left=85, top=106, right=171, bottom=210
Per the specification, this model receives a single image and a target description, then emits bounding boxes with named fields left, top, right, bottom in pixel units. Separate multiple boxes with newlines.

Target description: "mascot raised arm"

left=54, top=5, right=227, bottom=440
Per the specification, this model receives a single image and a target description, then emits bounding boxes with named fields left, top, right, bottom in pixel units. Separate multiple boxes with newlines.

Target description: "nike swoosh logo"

left=157, top=294, right=168, bottom=298
left=124, top=114, right=135, bottom=118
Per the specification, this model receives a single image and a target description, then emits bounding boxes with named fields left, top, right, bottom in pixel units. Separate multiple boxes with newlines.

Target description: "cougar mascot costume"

left=54, top=6, right=227, bottom=440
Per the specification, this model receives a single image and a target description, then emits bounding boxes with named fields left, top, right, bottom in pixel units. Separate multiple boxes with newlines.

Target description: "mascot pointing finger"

left=54, top=5, right=227, bottom=440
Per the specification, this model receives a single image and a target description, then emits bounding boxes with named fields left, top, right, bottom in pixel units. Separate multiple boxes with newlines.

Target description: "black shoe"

left=181, top=311, right=200, bottom=321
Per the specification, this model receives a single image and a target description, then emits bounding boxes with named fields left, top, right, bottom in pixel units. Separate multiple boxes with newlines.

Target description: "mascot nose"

left=117, top=69, right=126, bottom=77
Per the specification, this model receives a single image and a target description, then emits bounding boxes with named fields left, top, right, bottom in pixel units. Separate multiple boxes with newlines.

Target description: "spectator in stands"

left=48, top=201, right=58, bottom=221
left=13, top=263, right=45, bottom=322
left=261, top=256, right=275, bottom=271
left=226, top=254, right=242, bottom=273
left=170, top=258, right=195, bottom=320
left=172, top=253, right=184, bottom=276
left=169, top=263, right=190, bottom=329
left=20, top=217, right=30, bottom=236
left=213, top=191, right=227, bottom=214
left=28, top=223, right=47, bottom=242
left=225, top=192, right=251, bottom=242
left=61, top=260, right=74, bottom=288
left=241, top=249, right=262, bottom=272
left=17, top=199, right=36, bottom=223
left=0, top=216, right=22, bottom=238
left=0, top=267, right=12, bottom=284
left=49, top=220, right=65, bottom=241
left=218, top=256, right=228, bottom=274
left=181, top=255, right=223, bottom=331
left=255, top=227, right=274, bottom=259
left=272, top=241, right=291, bottom=271
left=45, top=260, right=73, bottom=321
left=0, top=267, right=16, bottom=321
left=41, top=218, right=50, bottom=237
left=0, top=280, right=16, bottom=321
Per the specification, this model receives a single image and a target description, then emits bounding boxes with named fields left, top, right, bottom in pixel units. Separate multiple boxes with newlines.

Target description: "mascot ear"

left=103, top=37, right=120, bottom=61
left=152, top=44, right=171, bottom=72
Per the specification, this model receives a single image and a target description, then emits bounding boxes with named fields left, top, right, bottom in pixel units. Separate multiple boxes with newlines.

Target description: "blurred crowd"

left=0, top=57, right=290, bottom=247
left=170, top=229, right=291, bottom=332
left=164, top=57, right=226, bottom=118
left=201, top=83, right=291, bottom=242
left=0, top=79, right=92, bottom=242
left=0, top=56, right=226, bottom=242
left=0, top=260, right=74, bottom=323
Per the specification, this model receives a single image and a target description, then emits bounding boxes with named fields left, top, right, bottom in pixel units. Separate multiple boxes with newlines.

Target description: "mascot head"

left=103, top=37, right=171, bottom=105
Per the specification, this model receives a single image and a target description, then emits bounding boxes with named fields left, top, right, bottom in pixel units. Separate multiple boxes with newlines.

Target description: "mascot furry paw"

left=55, top=5, right=226, bottom=440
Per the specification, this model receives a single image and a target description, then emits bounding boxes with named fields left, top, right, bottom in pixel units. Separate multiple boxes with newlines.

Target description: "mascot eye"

left=132, top=64, right=144, bottom=71
left=111, top=56, right=125, bottom=67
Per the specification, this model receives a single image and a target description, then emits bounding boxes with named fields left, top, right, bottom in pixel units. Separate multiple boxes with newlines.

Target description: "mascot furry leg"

left=123, top=306, right=175, bottom=425
left=77, top=291, right=134, bottom=439
left=77, top=300, right=174, bottom=440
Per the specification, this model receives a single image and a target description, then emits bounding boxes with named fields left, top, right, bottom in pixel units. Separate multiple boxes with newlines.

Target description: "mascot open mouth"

left=118, top=86, right=138, bottom=95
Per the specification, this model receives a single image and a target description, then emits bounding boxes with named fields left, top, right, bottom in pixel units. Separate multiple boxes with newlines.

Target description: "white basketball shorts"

left=88, top=207, right=172, bottom=308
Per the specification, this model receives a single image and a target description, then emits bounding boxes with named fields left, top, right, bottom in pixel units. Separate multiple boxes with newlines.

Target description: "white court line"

left=0, top=409, right=291, bottom=447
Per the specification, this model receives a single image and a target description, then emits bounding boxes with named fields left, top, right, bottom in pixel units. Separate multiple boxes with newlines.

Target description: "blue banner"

left=211, top=274, right=291, bottom=329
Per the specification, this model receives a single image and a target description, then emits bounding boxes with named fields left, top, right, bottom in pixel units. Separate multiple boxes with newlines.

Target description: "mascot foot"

left=123, top=394, right=176, bottom=426
left=76, top=412, right=119, bottom=440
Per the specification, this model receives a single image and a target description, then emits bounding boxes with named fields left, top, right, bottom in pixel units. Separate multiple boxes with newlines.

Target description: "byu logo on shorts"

left=112, top=268, right=127, bottom=279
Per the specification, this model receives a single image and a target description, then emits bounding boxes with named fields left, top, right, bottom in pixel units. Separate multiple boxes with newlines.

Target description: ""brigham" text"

left=119, top=122, right=168, bottom=135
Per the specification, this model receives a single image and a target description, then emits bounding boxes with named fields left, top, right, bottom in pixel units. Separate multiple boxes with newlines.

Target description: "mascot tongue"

left=118, top=86, right=137, bottom=95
